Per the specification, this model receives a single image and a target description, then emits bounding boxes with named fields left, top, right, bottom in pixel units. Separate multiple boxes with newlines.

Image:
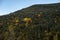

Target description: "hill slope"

left=0, top=3, right=60, bottom=40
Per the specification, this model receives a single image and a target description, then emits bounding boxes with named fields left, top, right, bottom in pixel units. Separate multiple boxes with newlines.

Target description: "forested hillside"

left=0, top=3, right=60, bottom=40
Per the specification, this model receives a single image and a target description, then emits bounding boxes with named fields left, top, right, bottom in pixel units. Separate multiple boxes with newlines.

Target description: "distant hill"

left=0, top=3, right=60, bottom=40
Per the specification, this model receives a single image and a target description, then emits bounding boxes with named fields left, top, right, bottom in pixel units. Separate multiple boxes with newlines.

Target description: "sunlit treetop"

left=15, top=19, right=19, bottom=23
left=23, top=18, right=32, bottom=22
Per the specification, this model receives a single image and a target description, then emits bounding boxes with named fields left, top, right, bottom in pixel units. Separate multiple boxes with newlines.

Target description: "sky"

left=0, top=0, right=60, bottom=16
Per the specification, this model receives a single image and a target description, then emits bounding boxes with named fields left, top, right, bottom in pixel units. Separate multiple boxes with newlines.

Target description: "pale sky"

left=0, top=0, right=60, bottom=16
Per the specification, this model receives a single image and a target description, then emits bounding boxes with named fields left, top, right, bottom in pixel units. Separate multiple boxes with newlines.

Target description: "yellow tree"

left=54, top=32, right=59, bottom=40
left=23, top=18, right=32, bottom=27
left=44, top=30, right=49, bottom=40
left=8, top=25, right=16, bottom=40
left=14, top=17, right=19, bottom=25
left=15, top=19, right=19, bottom=25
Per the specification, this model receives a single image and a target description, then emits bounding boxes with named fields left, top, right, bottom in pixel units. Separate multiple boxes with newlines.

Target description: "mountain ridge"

left=0, top=3, right=60, bottom=16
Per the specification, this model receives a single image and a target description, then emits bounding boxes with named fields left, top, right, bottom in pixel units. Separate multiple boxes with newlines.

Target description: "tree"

left=23, top=18, right=32, bottom=27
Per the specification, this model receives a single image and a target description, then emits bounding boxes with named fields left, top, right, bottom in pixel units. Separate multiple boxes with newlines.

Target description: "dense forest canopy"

left=0, top=3, right=60, bottom=40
